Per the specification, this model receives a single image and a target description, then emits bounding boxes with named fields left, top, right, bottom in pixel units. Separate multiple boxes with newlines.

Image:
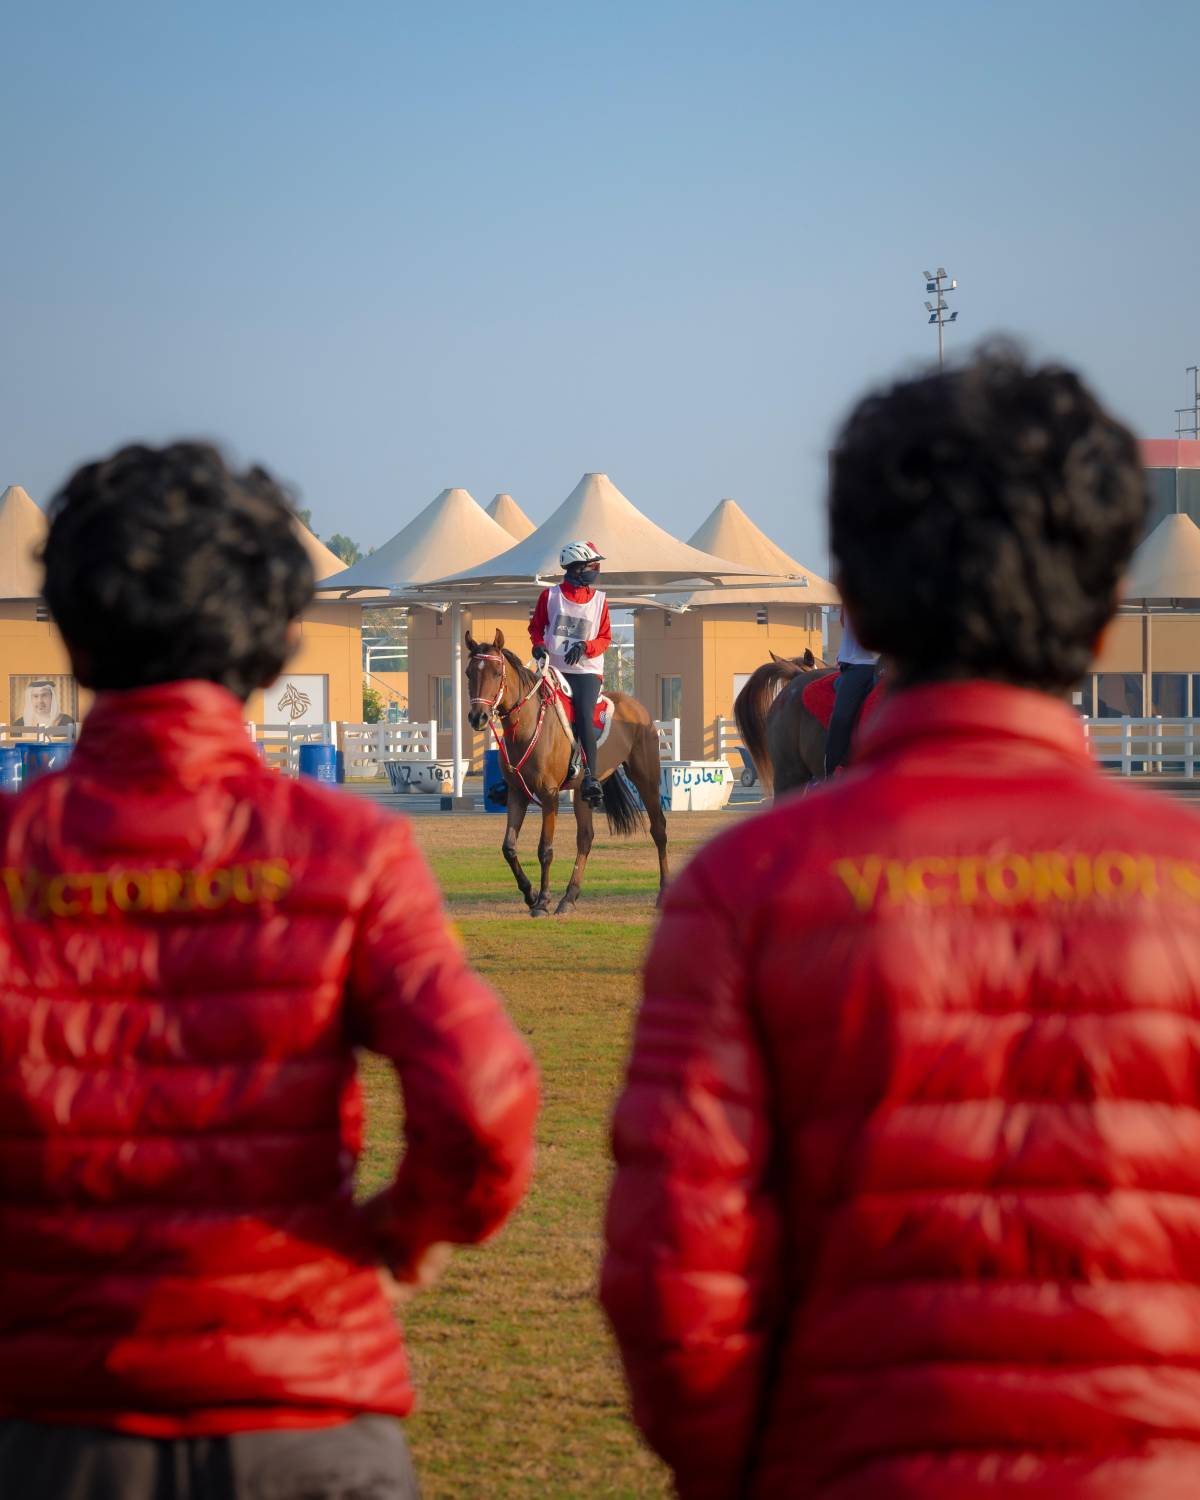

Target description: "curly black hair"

left=829, top=344, right=1149, bottom=691
left=43, top=442, right=315, bottom=700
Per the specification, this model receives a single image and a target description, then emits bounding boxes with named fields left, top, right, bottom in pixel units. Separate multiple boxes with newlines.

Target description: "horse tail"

left=603, top=766, right=646, bottom=838
left=735, top=658, right=804, bottom=795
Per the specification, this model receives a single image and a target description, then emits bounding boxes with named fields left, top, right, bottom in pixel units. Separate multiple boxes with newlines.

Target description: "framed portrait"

left=10, top=674, right=78, bottom=729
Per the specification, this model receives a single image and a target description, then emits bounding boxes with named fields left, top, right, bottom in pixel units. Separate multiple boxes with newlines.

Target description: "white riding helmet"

left=560, top=539, right=605, bottom=568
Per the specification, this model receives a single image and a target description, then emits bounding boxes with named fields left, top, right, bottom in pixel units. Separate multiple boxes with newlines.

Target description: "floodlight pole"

left=922, top=267, right=960, bottom=369
left=1175, top=366, right=1200, bottom=439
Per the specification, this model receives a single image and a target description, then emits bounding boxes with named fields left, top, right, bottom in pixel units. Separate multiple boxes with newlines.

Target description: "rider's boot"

left=581, top=771, right=604, bottom=808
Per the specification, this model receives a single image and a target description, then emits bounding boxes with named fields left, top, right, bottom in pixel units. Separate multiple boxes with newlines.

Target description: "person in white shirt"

left=824, top=608, right=880, bottom=775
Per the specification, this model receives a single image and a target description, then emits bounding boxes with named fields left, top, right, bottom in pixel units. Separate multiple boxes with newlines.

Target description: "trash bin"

left=0, top=746, right=22, bottom=793
left=297, top=742, right=339, bottom=784
left=484, top=747, right=507, bottom=812
left=21, top=742, right=71, bottom=785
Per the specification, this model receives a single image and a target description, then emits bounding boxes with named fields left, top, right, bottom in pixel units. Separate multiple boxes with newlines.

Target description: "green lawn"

left=356, top=810, right=742, bottom=1498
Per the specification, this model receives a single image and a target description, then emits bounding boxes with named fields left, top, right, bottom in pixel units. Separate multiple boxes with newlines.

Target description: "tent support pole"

left=451, top=602, right=464, bottom=801
left=1143, top=609, right=1152, bottom=717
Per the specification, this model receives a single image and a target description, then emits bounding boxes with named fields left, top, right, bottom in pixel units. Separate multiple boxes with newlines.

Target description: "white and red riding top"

left=530, top=582, right=611, bottom=678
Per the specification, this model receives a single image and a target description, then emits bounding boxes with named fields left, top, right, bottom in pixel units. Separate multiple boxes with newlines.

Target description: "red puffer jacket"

left=603, top=682, right=1200, bottom=1498
left=0, top=681, right=537, bottom=1436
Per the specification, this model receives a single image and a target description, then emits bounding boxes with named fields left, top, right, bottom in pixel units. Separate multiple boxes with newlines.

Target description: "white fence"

left=654, top=718, right=681, bottom=762
left=0, top=723, right=78, bottom=745
left=250, top=716, right=684, bottom=778
left=1083, top=717, right=1200, bottom=776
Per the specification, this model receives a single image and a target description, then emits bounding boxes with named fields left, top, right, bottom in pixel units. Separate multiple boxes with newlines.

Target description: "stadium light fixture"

left=920, top=265, right=960, bottom=368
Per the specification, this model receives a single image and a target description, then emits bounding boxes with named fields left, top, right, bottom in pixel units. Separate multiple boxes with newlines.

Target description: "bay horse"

left=734, top=649, right=831, bottom=797
left=465, top=631, right=669, bottom=916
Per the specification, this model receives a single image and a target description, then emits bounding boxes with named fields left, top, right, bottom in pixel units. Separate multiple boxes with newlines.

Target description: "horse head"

left=465, top=629, right=509, bottom=730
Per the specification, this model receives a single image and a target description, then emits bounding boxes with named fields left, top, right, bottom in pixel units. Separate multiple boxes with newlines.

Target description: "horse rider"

left=824, top=604, right=880, bottom=776
left=530, top=541, right=611, bottom=808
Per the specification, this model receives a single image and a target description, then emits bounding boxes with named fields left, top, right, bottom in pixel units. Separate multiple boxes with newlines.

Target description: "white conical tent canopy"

left=678, top=498, right=840, bottom=606
left=431, top=472, right=757, bottom=590
left=487, top=492, right=536, bottom=540
left=0, top=485, right=48, bottom=599
left=1124, top=512, right=1200, bottom=601
left=292, top=518, right=347, bottom=581
left=316, top=487, right=515, bottom=592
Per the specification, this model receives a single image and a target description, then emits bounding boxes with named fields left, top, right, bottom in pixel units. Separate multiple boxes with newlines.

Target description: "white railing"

left=0, top=723, right=78, bottom=745
left=247, top=720, right=441, bottom=779
left=339, top=720, right=439, bottom=779
left=248, top=722, right=333, bottom=776
left=715, top=715, right=744, bottom=763
left=654, top=717, right=681, bottom=761
left=1083, top=717, right=1199, bottom=776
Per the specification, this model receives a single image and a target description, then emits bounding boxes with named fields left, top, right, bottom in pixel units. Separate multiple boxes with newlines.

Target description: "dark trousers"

left=825, top=663, right=877, bottom=775
left=0, top=1415, right=419, bottom=1500
left=564, top=672, right=601, bottom=777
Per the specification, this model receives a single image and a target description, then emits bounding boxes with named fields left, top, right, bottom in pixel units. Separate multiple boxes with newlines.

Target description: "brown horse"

left=734, top=649, right=833, bottom=797
left=465, top=631, right=669, bottom=916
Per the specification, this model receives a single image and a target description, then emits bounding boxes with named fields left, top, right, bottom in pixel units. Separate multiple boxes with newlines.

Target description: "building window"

left=34, top=603, right=48, bottom=622
left=755, top=608, right=767, bottom=625
left=1152, top=673, right=1188, bottom=718
left=1095, top=672, right=1143, bottom=718
left=434, top=677, right=453, bottom=732
left=659, top=675, right=682, bottom=721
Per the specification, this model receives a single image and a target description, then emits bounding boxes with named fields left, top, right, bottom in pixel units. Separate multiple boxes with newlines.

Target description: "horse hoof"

left=554, top=901, right=575, bottom=918
left=530, top=904, right=550, bottom=919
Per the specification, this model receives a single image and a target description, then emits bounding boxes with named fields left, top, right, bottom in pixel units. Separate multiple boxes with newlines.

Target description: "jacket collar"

left=71, top=681, right=263, bottom=783
left=560, top=580, right=597, bottom=603
left=857, top=680, right=1090, bottom=770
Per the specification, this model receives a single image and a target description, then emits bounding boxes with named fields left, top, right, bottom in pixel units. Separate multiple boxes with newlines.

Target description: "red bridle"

left=467, top=651, right=553, bottom=805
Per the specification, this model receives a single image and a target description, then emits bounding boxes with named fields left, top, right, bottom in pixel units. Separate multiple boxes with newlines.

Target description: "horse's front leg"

left=531, top=796, right=558, bottom=917
left=502, top=791, right=534, bottom=908
left=555, top=793, right=595, bottom=916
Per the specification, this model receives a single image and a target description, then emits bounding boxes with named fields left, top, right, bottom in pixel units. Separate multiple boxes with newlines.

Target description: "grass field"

left=355, top=808, right=745, bottom=1498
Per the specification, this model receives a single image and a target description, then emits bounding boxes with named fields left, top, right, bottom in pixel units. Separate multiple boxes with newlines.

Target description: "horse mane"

left=501, top=647, right=538, bottom=693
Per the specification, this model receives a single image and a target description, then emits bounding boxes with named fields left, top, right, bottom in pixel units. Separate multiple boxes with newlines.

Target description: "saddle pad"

left=801, top=671, right=885, bottom=734
left=551, top=679, right=608, bottom=731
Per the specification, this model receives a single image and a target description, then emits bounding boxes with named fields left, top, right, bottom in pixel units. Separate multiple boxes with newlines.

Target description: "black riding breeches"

left=825, top=663, right=877, bottom=775
left=563, top=672, right=601, bottom=775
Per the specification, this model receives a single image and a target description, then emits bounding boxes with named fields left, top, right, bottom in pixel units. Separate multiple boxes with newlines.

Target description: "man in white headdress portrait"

left=14, top=679, right=74, bottom=728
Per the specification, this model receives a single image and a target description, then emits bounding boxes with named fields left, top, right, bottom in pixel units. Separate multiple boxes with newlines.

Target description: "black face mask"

left=567, top=564, right=599, bottom=587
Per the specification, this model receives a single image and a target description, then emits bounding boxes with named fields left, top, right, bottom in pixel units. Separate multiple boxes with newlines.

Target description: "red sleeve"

left=348, top=816, right=538, bottom=1275
left=529, top=590, right=550, bottom=648
left=585, top=596, right=611, bottom=658
left=601, top=849, right=779, bottom=1500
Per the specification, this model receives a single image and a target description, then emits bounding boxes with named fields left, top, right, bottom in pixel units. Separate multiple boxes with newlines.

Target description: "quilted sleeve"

left=348, top=816, right=538, bottom=1275
left=600, top=848, right=780, bottom=1500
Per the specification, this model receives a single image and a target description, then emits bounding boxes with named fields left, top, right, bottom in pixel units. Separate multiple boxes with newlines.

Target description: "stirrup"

left=568, top=742, right=584, bottom=781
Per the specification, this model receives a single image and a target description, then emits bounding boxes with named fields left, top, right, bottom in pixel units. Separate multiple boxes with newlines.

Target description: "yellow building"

left=634, top=499, right=839, bottom=759
left=0, top=484, right=363, bottom=730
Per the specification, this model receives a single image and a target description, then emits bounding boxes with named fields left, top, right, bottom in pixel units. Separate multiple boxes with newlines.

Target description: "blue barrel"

left=484, top=747, right=507, bottom=813
left=21, top=742, right=71, bottom=785
left=0, top=746, right=22, bottom=793
left=297, top=742, right=339, bottom=784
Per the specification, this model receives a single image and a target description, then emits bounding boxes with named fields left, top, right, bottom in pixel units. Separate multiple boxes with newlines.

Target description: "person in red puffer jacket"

left=601, top=346, right=1200, bottom=1498
left=0, top=443, right=538, bottom=1499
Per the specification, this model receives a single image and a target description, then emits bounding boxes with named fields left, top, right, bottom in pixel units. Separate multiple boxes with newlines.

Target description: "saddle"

left=547, top=667, right=609, bottom=733
left=801, top=671, right=886, bottom=737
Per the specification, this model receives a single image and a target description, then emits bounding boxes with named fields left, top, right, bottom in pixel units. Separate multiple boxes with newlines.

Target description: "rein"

left=470, top=653, right=556, bottom=806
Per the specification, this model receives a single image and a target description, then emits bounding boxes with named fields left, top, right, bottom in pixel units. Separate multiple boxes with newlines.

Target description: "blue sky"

left=3, top=1, right=1196, bottom=568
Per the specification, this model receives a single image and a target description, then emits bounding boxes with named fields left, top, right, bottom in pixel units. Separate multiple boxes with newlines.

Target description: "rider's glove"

left=532, top=645, right=548, bottom=665
left=564, top=642, right=585, bottom=668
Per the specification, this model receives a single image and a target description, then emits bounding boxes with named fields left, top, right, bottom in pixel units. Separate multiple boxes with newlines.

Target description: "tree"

left=328, top=534, right=363, bottom=565
left=294, top=506, right=315, bottom=532
left=362, top=686, right=384, bottom=723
